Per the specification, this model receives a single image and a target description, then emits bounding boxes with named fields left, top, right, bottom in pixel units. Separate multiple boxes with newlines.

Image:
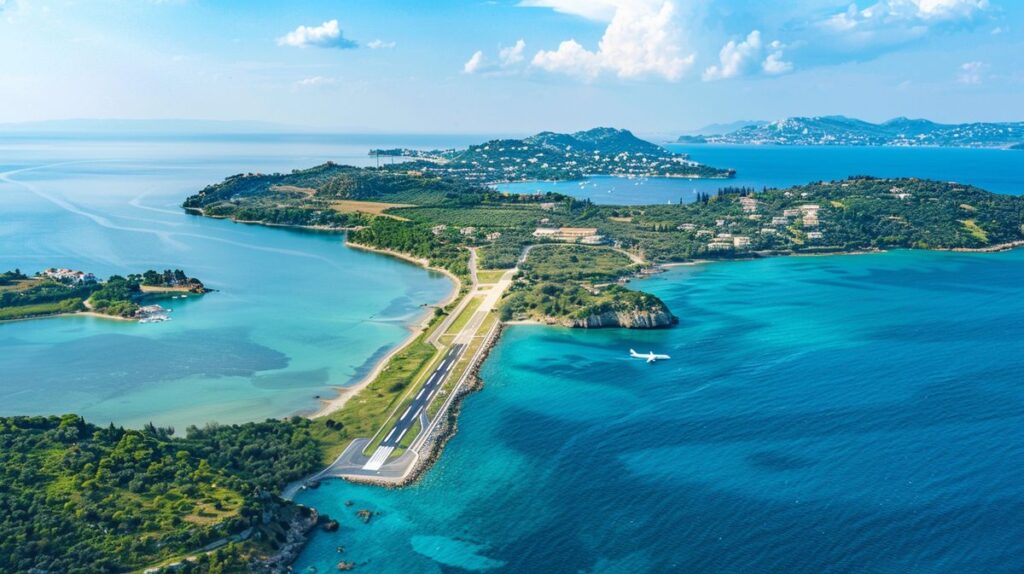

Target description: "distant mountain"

left=524, top=127, right=670, bottom=156
left=683, top=120, right=768, bottom=136
left=681, top=116, right=1024, bottom=148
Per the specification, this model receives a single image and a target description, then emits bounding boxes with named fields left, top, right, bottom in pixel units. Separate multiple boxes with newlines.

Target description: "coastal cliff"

left=502, top=282, right=677, bottom=330
left=563, top=307, right=677, bottom=329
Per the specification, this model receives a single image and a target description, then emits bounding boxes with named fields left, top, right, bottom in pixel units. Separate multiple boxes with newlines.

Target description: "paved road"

left=362, top=343, right=467, bottom=471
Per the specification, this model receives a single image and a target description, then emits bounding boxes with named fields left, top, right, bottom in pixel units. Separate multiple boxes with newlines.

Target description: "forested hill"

left=421, top=127, right=734, bottom=183
left=0, top=415, right=324, bottom=573
left=683, top=116, right=1024, bottom=148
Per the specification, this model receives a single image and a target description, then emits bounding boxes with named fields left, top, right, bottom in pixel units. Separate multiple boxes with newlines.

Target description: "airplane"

left=630, top=349, right=670, bottom=364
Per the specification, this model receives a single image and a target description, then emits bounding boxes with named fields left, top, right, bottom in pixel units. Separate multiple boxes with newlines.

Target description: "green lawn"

left=476, top=269, right=506, bottom=284
left=445, top=296, right=483, bottom=336
left=310, top=315, right=448, bottom=465
left=0, top=298, right=83, bottom=320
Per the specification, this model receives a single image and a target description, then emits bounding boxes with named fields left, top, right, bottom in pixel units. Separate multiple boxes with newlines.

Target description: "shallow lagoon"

left=0, top=135, right=459, bottom=429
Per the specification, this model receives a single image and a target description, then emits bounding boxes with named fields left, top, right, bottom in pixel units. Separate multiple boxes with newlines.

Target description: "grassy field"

left=0, top=278, right=42, bottom=293
left=961, top=219, right=989, bottom=242
left=0, top=298, right=83, bottom=320
left=521, top=244, right=638, bottom=283
left=445, top=296, right=483, bottom=336
left=310, top=316, right=447, bottom=465
left=331, top=199, right=413, bottom=220
left=269, top=184, right=316, bottom=195
left=476, top=269, right=506, bottom=284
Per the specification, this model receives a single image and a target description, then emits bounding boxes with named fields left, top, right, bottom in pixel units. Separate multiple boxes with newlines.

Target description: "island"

left=388, top=127, right=735, bottom=183
left=7, top=128, right=1024, bottom=574
left=0, top=268, right=207, bottom=322
left=680, top=116, right=1024, bottom=148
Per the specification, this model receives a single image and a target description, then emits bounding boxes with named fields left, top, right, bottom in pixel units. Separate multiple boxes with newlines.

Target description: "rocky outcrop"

left=563, top=308, right=677, bottom=329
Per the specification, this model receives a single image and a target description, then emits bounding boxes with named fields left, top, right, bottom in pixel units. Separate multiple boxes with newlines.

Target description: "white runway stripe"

left=362, top=446, right=395, bottom=471
left=384, top=428, right=396, bottom=442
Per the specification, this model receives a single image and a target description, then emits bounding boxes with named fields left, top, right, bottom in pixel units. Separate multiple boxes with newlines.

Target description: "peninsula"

left=0, top=268, right=207, bottom=322
left=385, top=127, right=735, bottom=183
left=7, top=131, right=1024, bottom=574
left=680, top=116, right=1024, bottom=148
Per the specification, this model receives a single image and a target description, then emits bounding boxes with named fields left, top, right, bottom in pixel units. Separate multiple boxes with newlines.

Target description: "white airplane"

left=630, top=349, right=670, bottom=363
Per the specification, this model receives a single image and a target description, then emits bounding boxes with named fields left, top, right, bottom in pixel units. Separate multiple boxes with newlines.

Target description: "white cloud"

left=911, top=0, right=989, bottom=20
left=499, top=39, right=526, bottom=66
left=824, top=0, right=988, bottom=29
left=277, top=20, right=357, bottom=50
left=462, top=39, right=527, bottom=75
left=529, top=0, right=694, bottom=81
left=517, top=0, right=620, bottom=22
left=957, top=60, right=987, bottom=84
left=367, top=39, right=396, bottom=49
left=463, top=50, right=486, bottom=74
left=703, top=31, right=792, bottom=81
left=703, top=30, right=761, bottom=81
left=762, top=47, right=793, bottom=75
left=296, top=76, right=338, bottom=87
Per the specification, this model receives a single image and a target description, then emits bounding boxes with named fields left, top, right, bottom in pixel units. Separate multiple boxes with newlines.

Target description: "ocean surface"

left=1, top=135, right=1022, bottom=572
left=294, top=250, right=1024, bottom=573
left=0, top=134, right=462, bottom=429
left=498, top=144, right=1024, bottom=204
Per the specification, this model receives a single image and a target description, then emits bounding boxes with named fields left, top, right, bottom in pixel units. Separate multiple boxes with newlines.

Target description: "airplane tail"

left=629, top=349, right=638, bottom=356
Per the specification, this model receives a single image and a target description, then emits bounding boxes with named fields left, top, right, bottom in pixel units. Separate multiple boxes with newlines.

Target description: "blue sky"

left=1, top=0, right=1021, bottom=133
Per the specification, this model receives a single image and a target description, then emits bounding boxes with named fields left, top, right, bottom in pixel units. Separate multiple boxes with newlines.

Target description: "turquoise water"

left=3, top=137, right=1022, bottom=572
left=498, top=145, right=1024, bottom=204
left=294, top=249, right=1024, bottom=573
left=0, top=136, right=459, bottom=429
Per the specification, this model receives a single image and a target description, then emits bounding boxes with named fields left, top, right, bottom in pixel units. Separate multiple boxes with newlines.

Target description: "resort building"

left=43, top=268, right=96, bottom=284
left=533, top=227, right=605, bottom=244
left=739, top=197, right=759, bottom=213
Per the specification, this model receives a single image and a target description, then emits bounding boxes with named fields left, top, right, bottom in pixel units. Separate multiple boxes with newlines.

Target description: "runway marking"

left=416, top=388, right=426, bottom=400
left=396, top=428, right=408, bottom=443
left=401, top=406, right=412, bottom=420
left=362, top=446, right=395, bottom=471
left=384, top=428, right=396, bottom=442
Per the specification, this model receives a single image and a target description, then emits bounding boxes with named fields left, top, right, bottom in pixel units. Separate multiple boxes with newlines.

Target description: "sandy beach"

left=308, top=240, right=463, bottom=418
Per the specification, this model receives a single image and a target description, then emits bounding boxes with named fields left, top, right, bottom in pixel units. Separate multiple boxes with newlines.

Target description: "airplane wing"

left=647, top=355, right=656, bottom=363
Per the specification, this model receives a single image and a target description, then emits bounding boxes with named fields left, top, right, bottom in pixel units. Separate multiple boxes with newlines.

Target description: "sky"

left=1, top=0, right=1021, bottom=134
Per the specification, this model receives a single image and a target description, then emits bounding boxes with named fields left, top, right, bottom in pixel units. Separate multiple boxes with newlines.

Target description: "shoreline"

left=184, top=208, right=361, bottom=232
left=308, top=240, right=462, bottom=418
left=0, top=309, right=136, bottom=324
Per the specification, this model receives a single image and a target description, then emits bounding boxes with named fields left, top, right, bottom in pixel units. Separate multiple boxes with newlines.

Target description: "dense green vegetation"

left=0, top=269, right=207, bottom=321
left=188, top=164, right=1024, bottom=329
left=519, top=245, right=639, bottom=283
left=501, top=283, right=673, bottom=326
left=348, top=217, right=471, bottom=277
left=0, top=415, right=321, bottom=574
left=402, top=128, right=734, bottom=183
left=0, top=269, right=29, bottom=286
left=86, top=275, right=142, bottom=317
left=0, top=276, right=92, bottom=319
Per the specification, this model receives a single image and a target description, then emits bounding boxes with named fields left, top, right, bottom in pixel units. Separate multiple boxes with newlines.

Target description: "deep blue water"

left=2, top=135, right=1022, bottom=572
left=295, top=250, right=1024, bottom=573
left=498, top=145, right=1024, bottom=204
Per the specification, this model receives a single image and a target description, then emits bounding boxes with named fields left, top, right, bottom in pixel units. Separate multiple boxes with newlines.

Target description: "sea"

left=1, top=136, right=1022, bottom=572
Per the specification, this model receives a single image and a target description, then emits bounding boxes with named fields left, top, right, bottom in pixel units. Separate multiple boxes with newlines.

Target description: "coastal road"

left=362, top=343, right=467, bottom=471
